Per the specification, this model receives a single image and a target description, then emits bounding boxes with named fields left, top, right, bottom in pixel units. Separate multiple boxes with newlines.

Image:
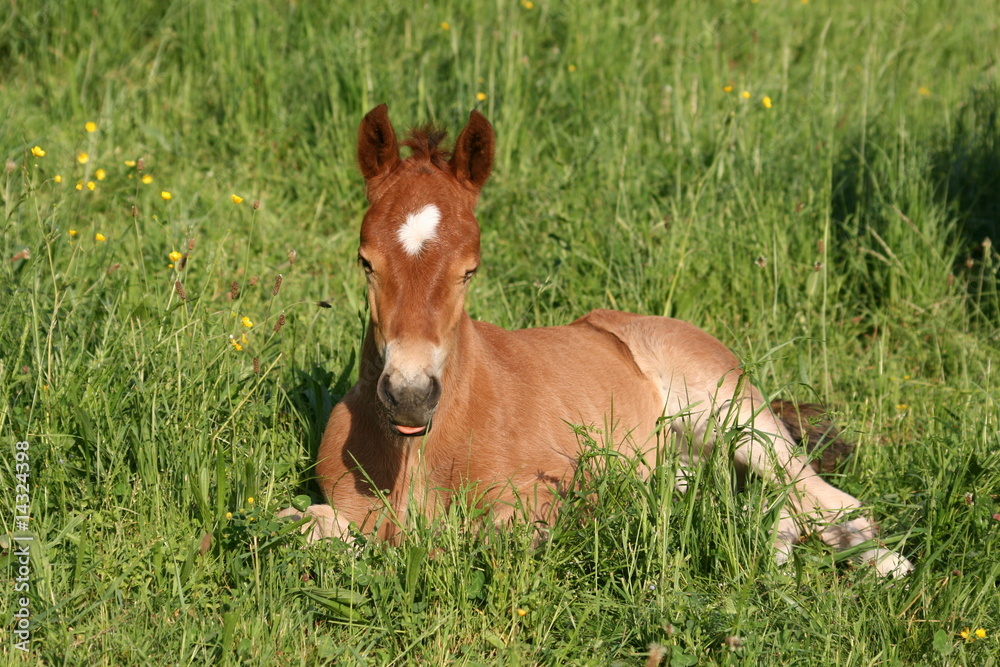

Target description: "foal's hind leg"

left=728, top=398, right=913, bottom=577
left=582, top=311, right=913, bottom=577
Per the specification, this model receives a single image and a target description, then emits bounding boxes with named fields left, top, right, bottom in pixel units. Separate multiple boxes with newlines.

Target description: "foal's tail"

left=770, top=400, right=854, bottom=474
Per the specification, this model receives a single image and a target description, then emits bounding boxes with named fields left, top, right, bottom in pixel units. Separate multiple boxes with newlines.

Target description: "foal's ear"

left=358, top=103, right=400, bottom=185
left=449, top=110, right=494, bottom=192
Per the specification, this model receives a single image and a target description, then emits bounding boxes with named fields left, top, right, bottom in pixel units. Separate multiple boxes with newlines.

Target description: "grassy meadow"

left=2, top=0, right=1000, bottom=664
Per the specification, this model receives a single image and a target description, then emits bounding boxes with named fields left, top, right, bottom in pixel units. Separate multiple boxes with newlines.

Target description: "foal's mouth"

left=392, top=420, right=430, bottom=437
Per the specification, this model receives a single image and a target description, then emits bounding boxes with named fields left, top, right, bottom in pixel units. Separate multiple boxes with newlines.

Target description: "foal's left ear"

left=449, top=110, right=494, bottom=192
left=358, top=103, right=400, bottom=186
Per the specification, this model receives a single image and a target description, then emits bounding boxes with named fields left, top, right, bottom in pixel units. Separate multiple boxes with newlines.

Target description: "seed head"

left=288, top=249, right=297, bottom=265
left=253, top=357, right=260, bottom=375
left=249, top=275, right=259, bottom=287
left=187, top=237, right=196, bottom=251
left=252, top=199, right=261, bottom=210
left=175, top=280, right=187, bottom=300
left=272, top=274, right=283, bottom=296
left=230, top=281, right=240, bottom=300
left=273, top=313, right=286, bottom=333
left=131, top=204, right=139, bottom=218
left=645, top=643, right=667, bottom=667
left=136, top=157, right=145, bottom=172
left=723, top=636, right=744, bottom=650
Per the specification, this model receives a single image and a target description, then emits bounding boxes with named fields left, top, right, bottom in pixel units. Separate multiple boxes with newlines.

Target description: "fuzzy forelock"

left=402, top=125, right=451, bottom=169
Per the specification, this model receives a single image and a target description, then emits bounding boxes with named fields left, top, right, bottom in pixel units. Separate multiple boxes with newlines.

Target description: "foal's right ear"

left=358, top=103, right=400, bottom=186
left=450, top=109, right=494, bottom=193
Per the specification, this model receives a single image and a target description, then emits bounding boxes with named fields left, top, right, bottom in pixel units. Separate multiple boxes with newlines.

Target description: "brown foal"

left=281, top=104, right=913, bottom=577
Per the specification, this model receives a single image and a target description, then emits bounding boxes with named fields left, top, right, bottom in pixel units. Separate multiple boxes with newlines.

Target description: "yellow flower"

left=75, top=182, right=83, bottom=190
left=521, top=0, right=534, bottom=8
left=975, top=628, right=987, bottom=639
left=247, top=497, right=255, bottom=505
left=441, top=21, right=450, bottom=31
left=918, top=86, right=931, bottom=97
left=95, top=233, right=106, bottom=242
left=568, top=64, right=576, bottom=72
left=124, top=160, right=137, bottom=167
left=168, top=251, right=183, bottom=262
left=168, top=264, right=174, bottom=269
left=895, top=404, right=909, bottom=411
left=231, top=194, right=244, bottom=204
left=68, top=229, right=78, bottom=236
left=741, top=90, right=751, bottom=99
left=85, top=121, right=97, bottom=133
left=86, top=181, right=96, bottom=191
left=241, top=333, right=248, bottom=345
left=225, top=512, right=233, bottom=520
left=229, top=335, right=243, bottom=351
left=141, top=174, right=153, bottom=184
left=31, top=146, right=46, bottom=157
left=516, top=608, right=527, bottom=617
left=723, top=84, right=733, bottom=93
left=95, top=168, right=107, bottom=181
left=77, top=152, right=89, bottom=164
left=476, top=92, right=487, bottom=102
left=160, top=191, right=172, bottom=201
left=241, top=316, right=254, bottom=328
left=961, top=628, right=971, bottom=639
left=54, top=174, right=63, bottom=183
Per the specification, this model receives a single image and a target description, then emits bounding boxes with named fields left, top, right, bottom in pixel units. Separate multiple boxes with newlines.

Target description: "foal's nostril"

left=377, top=373, right=398, bottom=409
left=426, top=375, right=442, bottom=406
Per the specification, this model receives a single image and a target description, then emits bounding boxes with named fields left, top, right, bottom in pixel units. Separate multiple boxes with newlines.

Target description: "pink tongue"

left=395, top=424, right=426, bottom=436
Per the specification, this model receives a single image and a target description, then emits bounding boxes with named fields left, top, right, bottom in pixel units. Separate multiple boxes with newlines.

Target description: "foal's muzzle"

left=377, top=371, right=442, bottom=437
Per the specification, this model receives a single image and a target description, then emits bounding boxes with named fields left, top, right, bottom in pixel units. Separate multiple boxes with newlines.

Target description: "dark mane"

left=402, top=124, right=451, bottom=169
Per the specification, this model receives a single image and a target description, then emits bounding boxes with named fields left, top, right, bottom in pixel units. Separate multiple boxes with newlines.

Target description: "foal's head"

left=355, top=104, right=494, bottom=437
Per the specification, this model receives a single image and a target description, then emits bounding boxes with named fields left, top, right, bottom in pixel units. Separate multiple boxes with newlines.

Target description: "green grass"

left=2, top=0, right=999, bottom=664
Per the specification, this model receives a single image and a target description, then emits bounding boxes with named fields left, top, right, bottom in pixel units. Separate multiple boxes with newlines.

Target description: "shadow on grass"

left=283, top=349, right=356, bottom=497
left=830, top=82, right=999, bottom=321
left=930, top=84, right=1000, bottom=252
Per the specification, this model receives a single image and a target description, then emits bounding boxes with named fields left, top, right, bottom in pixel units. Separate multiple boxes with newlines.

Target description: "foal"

left=283, top=104, right=913, bottom=577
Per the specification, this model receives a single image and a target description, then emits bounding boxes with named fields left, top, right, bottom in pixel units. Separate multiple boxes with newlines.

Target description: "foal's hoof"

left=277, top=504, right=351, bottom=544
left=857, top=548, right=914, bottom=578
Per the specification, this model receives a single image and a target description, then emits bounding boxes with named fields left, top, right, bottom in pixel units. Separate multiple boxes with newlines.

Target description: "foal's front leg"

left=277, top=504, right=354, bottom=543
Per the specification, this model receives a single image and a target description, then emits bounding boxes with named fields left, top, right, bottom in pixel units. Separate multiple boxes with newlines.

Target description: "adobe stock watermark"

left=10, top=439, right=32, bottom=653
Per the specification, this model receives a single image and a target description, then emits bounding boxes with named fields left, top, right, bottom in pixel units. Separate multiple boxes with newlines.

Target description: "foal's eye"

left=358, top=255, right=373, bottom=274
left=462, top=267, right=478, bottom=284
